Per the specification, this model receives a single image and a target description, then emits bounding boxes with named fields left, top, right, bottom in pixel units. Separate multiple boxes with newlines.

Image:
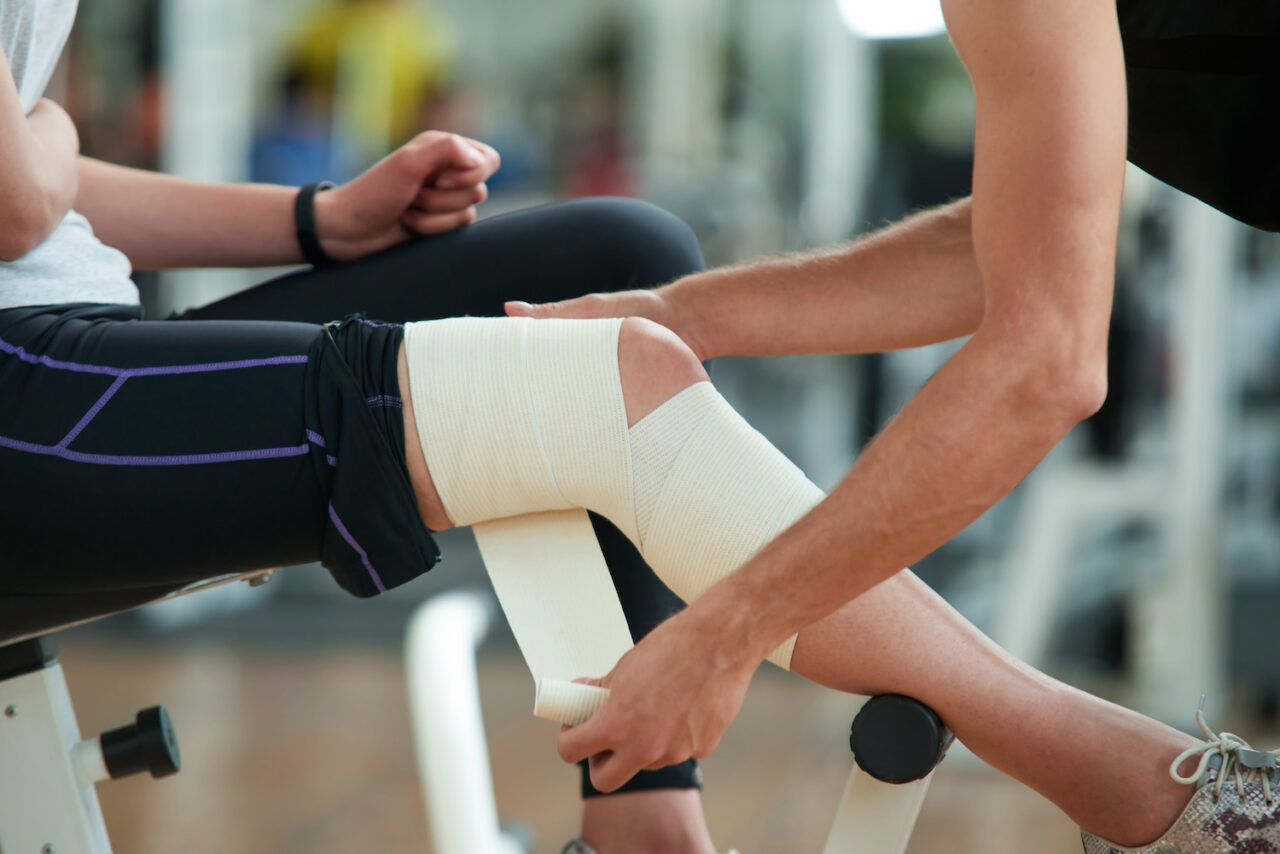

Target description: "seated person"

left=1, top=8, right=708, bottom=848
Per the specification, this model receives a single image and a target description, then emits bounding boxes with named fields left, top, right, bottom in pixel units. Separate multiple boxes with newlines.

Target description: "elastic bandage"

left=403, top=316, right=822, bottom=699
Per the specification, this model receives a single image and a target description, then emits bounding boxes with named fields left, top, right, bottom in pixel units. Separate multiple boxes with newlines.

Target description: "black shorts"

left=0, top=303, right=434, bottom=610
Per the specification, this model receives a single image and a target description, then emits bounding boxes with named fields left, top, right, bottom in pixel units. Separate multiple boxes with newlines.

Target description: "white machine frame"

left=0, top=655, right=114, bottom=854
left=0, top=571, right=265, bottom=854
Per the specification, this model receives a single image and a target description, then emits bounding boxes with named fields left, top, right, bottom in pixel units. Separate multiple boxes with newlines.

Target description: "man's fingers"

left=504, top=300, right=542, bottom=317
left=588, top=750, right=642, bottom=794
left=556, top=709, right=612, bottom=765
left=412, top=183, right=488, bottom=213
left=400, top=206, right=477, bottom=235
left=504, top=294, right=605, bottom=319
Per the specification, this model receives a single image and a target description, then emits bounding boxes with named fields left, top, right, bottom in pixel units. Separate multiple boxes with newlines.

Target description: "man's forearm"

left=76, top=157, right=301, bottom=270
left=679, top=0, right=1127, bottom=662
left=665, top=197, right=983, bottom=359
left=694, top=322, right=1104, bottom=660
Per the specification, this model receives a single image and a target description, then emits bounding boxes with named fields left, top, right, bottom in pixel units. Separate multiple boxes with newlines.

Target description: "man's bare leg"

left=791, top=579, right=1197, bottom=847
left=399, top=317, right=1196, bottom=850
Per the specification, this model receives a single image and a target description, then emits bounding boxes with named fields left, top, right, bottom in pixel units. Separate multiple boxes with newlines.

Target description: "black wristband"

left=295, top=181, right=337, bottom=267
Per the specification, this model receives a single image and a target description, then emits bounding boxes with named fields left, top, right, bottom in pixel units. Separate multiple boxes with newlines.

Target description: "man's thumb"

left=505, top=300, right=553, bottom=318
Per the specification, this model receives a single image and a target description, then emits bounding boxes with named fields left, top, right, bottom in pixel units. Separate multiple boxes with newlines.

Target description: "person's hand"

left=505, top=286, right=710, bottom=361
left=556, top=608, right=762, bottom=792
left=315, top=131, right=500, bottom=262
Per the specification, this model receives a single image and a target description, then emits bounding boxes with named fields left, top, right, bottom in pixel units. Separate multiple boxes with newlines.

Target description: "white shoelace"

left=1169, top=707, right=1280, bottom=806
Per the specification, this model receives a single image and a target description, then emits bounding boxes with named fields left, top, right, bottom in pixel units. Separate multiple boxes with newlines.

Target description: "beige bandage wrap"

left=403, top=316, right=823, bottom=721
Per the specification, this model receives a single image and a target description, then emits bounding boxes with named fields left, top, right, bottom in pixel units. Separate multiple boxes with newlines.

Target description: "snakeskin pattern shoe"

left=1081, top=708, right=1280, bottom=853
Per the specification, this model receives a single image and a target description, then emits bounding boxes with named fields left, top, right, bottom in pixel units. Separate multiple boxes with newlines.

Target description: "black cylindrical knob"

left=101, top=705, right=181, bottom=780
left=850, top=694, right=953, bottom=784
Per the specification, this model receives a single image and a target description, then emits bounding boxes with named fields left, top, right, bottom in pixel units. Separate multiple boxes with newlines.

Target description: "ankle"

left=580, top=825, right=716, bottom=854
left=1090, top=780, right=1196, bottom=848
left=1078, top=735, right=1199, bottom=847
left=580, top=789, right=717, bottom=854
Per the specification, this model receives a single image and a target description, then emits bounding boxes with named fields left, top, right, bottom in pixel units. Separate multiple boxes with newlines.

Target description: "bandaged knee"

left=403, top=316, right=823, bottom=670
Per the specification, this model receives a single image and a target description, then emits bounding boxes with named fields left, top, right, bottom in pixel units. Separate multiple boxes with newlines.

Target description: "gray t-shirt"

left=0, top=0, right=138, bottom=310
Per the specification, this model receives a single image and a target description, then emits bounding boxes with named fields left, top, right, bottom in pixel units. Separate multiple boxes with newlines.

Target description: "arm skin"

left=75, top=131, right=500, bottom=271
left=559, top=0, right=1128, bottom=791
left=509, top=197, right=986, bottom=360
left=1, top=44, right=80, bottom=261
left=77, top=157, right=310, bottom=270
left=673, top=197, right=984, bottom=357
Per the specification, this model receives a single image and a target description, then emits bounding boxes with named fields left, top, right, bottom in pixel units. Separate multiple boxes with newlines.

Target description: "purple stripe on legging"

left=365, top=395, right=402, bottom=409
left=0, top=334, right=307, bottom=377
left=0, top=434, right=310, bottom=465
left=0, top=336, right=119, bottom=375
left=327, top=502, right=387, bottom=593
left=306, top=430, right=337, bottom=463
left=127, top=355, right=309, bottom=376
left=57, top=374, right=129, bottom=449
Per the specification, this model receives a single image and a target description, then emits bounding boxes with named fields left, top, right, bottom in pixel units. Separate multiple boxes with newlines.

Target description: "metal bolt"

left=43, top=844, right=56, bottom=854
left=3, top=705, right=16, bottom=718
left=248, top=570, right=274, bottom=588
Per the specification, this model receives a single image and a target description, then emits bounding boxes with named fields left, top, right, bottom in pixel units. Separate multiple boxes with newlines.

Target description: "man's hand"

left=557, top=609, right=761, bottom=792
left=505, top=286, right=712, bottom=362
left=316, top=131, right=500, bottom=263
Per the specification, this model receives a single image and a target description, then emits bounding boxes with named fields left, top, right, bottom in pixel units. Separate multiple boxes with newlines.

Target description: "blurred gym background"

left=41, top=0, right=1280, bottom=851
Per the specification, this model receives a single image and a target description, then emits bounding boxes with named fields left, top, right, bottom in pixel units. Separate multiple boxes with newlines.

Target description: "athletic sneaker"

left=1081, top=708, right=1280, bottom=853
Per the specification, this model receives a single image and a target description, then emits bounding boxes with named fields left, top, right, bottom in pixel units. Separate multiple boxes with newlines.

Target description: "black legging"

left=0, top=197, right=704, bottom=795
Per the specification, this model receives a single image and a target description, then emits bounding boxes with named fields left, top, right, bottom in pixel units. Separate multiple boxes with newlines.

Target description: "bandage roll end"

left=534, top=678, right=610, bottom=725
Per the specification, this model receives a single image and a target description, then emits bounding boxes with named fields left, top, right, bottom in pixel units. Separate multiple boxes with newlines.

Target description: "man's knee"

left=618, top=317, right=709, bottom=426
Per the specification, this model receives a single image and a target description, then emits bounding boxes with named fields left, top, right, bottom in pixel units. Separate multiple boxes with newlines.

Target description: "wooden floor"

left=51, top=638, right=1095, bottom=854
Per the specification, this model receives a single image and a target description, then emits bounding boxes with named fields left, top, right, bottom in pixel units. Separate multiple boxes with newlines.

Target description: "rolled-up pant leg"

left=188, top=198, right=707, bottom=795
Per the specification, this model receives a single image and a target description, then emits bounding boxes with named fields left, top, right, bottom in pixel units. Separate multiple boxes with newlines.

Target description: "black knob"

left=849, top=694, right=953, bottom=784
left=101, top=705, right=181, bottom=780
